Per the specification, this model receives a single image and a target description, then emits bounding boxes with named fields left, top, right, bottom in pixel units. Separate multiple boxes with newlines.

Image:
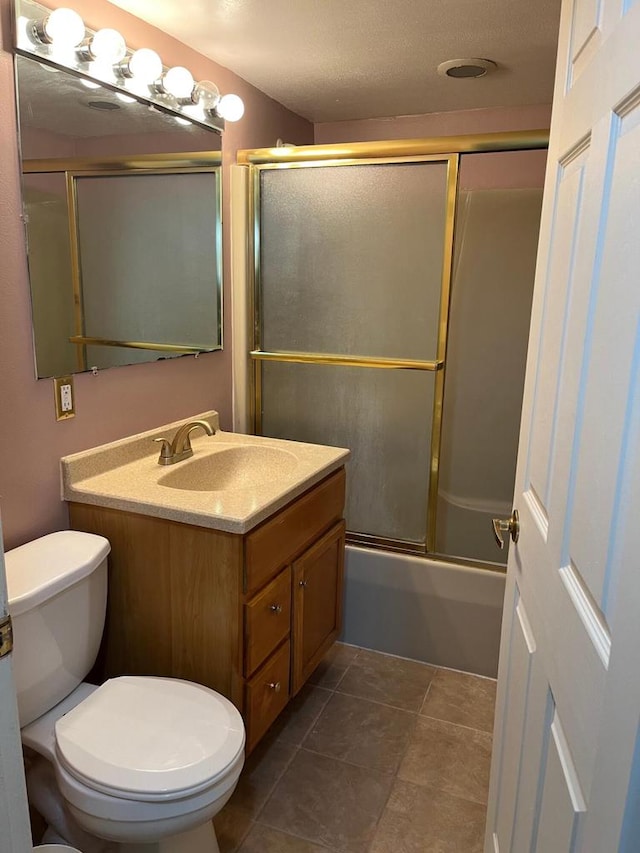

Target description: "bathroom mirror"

left=15, top=52, right=223, bottom=378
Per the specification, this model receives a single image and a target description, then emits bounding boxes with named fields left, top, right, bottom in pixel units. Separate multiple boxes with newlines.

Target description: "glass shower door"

left=252, top=156, right=458, bottom=552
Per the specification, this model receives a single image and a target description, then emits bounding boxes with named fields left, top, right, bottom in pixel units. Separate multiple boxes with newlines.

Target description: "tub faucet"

left=154, top=419, right=216, bottom=465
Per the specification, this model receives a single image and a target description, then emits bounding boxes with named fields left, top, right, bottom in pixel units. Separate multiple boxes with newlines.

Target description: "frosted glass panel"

left=436, top=186, right=543, bottom=563
left=259, top=162, right=449, bottom=360
left=76, top=171, right=220, bottom=349
left=23, top=174, right=76, bottom=378
left=261, top=363, right=435, bottom=543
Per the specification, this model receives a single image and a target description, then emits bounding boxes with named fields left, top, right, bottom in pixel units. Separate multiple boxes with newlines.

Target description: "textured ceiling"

left=107, top=0, right=562, bottom=122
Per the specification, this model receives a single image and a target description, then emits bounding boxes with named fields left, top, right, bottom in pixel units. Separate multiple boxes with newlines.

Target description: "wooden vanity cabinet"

left=69, top=467, right=346, bottom=753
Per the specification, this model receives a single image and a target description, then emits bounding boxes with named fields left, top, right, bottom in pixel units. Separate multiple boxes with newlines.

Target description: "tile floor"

left=214, top=644, right=497, bottom=853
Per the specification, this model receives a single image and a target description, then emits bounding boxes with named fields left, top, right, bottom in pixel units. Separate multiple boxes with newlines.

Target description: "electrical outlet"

left=53, top=375, right=75, bottom=420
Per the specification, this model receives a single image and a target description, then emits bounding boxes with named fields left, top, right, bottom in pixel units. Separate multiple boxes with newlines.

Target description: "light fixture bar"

left=14, top=0, right=245, bottom=132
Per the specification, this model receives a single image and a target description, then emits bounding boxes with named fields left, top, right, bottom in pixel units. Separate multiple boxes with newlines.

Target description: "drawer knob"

left=299, top=579, right=308, bottom=587
left=267, top=681, right=282, bottom=693
left=269, top=603, right=283, bottom=614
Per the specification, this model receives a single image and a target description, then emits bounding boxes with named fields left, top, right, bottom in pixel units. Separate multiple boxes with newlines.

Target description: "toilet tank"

left=5, top=531, right=111, bottom=727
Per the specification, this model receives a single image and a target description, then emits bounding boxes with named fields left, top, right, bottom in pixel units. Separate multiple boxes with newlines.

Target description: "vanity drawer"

left=244, top=566, right=291, bottom=677
left=245, top=639, right=291, bottom=751
left=244, top=468, right=346, bottom=595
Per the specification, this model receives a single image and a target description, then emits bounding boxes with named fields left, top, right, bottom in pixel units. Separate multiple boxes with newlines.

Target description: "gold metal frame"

left=24, top=154, right=223, bottom=369
left=69, top=336, right=216, bottom=353
left=237, top=129, right=549, bottom=165
left=250, top=351, right=443, bottom=371
left=248, top=150, right=457, bottom=554
left=240, top=131, right=550, bottom=564
left=346, top=530, right=507, bottom=574
left=22, top=151, right=222, bottom=173
left=65, top=170, right=86, bottom=371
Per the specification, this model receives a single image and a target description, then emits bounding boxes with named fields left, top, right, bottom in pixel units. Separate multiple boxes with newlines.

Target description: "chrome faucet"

left=154, top=419, right=216, bottom=465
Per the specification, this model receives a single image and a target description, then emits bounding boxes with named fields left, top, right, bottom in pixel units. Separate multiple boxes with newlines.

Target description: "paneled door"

left=485, top=0, right=640, bottom=850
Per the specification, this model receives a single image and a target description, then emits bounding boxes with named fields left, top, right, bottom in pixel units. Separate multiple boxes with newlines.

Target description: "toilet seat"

left=55, top=676, right=245, bottom=802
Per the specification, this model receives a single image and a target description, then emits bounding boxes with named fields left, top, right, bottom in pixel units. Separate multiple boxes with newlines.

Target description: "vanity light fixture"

left=32, top=7, right=85, bottom=48
left=193, top=80, right=220, bottom=110
left=216, top=93, right=245, bottom=122
left=80, top=28, right=127, bottom=64
left=119, top=48, right=163, bottom=84
left=156, top=66, right=196, bottom=100
left=17, top=0, right=246, bottom=129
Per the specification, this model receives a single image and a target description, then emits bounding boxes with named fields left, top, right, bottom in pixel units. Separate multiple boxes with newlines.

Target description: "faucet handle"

left=153, top=437, right=172, bottom=461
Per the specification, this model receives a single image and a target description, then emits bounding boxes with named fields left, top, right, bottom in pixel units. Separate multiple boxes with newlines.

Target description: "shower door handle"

left=492, top=509, right=519, bottom=549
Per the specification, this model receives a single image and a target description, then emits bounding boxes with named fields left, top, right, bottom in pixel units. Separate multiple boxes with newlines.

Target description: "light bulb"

left=87, top=28, right=126, bottom=63
left=36, top=8, right=85, bottom=48
left=121, top=48, right=163, bottom=84
left=193, top=80, right=220, bottom=109
left=216, top=93, right=244, bottom=122
left=160, top=66, right=195, bottom=100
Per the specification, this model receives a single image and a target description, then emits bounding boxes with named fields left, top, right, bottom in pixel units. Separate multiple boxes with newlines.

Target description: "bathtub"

left=436, top=490, right=512, bottom=566
left=341, top=545, right=506, bottom=678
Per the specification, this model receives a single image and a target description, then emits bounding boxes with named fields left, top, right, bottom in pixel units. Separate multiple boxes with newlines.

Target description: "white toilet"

left=6, top=531, right=245, bottom=853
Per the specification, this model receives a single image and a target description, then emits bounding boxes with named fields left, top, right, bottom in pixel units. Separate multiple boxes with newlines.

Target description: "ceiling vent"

left=437, top=58, right=497, bottom=79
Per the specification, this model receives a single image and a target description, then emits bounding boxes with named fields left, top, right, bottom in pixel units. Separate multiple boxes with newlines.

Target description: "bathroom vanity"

left=62, top=413, right=349, bottom=752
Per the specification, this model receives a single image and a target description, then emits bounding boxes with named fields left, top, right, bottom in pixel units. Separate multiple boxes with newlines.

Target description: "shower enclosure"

left=234, top=132, right=548, bottom=674
left=241, top=134, right=546, bottom=564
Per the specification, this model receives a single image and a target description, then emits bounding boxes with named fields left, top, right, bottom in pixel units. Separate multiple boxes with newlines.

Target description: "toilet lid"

left=55, top=677, right=245, bottom=800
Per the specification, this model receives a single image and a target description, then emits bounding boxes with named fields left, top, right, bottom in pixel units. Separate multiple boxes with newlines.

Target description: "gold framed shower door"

left=239, top=130, right=549, bottom=560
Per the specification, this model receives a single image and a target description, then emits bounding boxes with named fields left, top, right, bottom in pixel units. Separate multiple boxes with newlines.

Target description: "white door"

left=485, top=0, right=640, bottom=850
left=0, top=512, right=33, bottom=852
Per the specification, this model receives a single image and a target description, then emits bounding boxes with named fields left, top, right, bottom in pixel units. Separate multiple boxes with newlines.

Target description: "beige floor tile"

left=304, top=692, right=417, bottom=774
left=259, top=748, right=393, bottom=853
left=308, top=642, right=360, bottom=690
left=398, top=716, right=492, bottom=805
left=421, top=669, right=497, bottom=733
left=269, top=685, right=333, bottom=747
left=214, top=806, right=254, bottom=853
left=337, top=649, right=436, bottom=712
left=228, top=737, right=297, bottom=818
left=370, top=779, right=487, bottom=853
left=239, top=825, right=333, bottom=852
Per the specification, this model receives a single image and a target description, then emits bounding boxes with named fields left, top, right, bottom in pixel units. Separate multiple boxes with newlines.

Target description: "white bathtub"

left=341, top=545, right=506, bottom=678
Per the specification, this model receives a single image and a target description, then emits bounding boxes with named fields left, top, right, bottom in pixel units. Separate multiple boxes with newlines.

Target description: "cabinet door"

left=292, top=520, right=346, bottom=695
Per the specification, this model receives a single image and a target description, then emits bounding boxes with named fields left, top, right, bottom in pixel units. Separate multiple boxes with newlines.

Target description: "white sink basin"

left=157, top=444, right=299, bottom=492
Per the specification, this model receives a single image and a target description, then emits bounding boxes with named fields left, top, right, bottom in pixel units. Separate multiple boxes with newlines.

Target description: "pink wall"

left=0, top=0, right=313, bottom=549
left=314, top=104, right=552, bottom=144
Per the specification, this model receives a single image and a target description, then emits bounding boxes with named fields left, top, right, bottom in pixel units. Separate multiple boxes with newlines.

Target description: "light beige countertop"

left=61, top=411, right=350, bottom=534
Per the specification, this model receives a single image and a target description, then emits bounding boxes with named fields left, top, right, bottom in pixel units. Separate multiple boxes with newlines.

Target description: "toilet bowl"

left=6, top=531, right=245, bottom=852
